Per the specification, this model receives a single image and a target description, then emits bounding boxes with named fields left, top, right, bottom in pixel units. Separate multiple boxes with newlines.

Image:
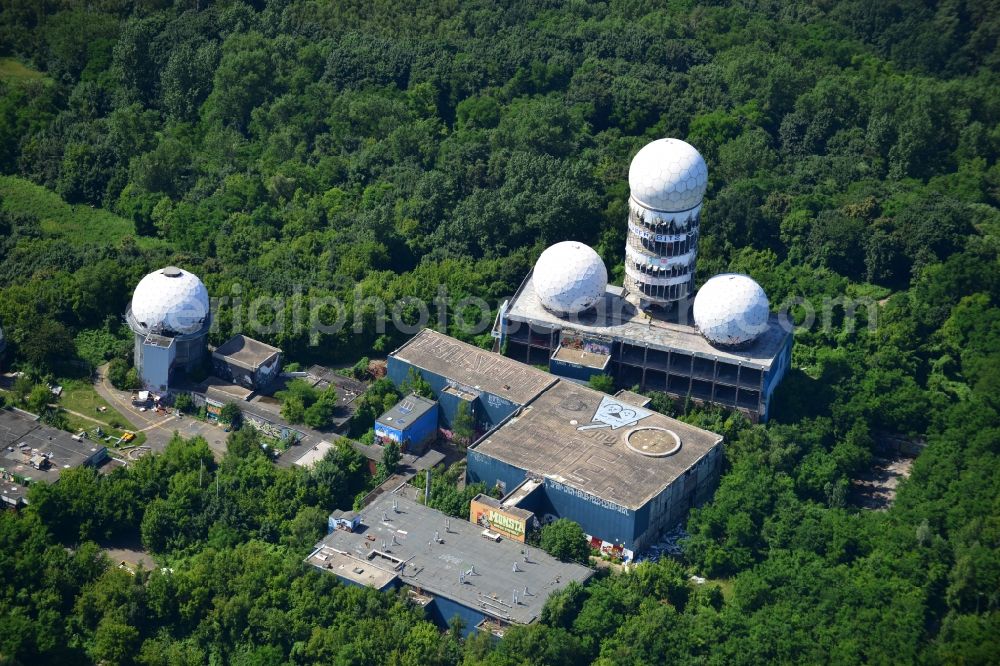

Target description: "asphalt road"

left=93, top=366, right=229, bottom=458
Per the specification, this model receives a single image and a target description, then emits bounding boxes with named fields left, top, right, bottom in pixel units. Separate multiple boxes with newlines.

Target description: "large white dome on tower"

left=533, top=242, right=608, bottom=315
left=629, top=138, right=708, bottom=212
left=693, top=274, right=770, bottom=347
left=130, top=266, right=210, bottom=335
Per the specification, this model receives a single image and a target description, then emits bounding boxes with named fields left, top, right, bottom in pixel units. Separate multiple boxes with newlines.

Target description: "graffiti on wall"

left=560, top=332, right=612, bottom=356
left=469, top=498, right=528, bottom=542
left=546, top=477, right=630, bottom=516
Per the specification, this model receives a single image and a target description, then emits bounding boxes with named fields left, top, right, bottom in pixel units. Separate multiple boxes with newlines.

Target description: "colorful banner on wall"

left=469, top=498, right=528, bottom=542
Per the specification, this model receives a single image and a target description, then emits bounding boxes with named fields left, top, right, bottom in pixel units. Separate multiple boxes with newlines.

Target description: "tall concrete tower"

left=624, top=138, right=708, bottom=309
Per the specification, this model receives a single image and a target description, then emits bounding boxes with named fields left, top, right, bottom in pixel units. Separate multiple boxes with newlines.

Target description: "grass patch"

left=57, top=379, right=145, bottom=446
left=61, top=410, right=146, bottom=448
left=0, top=57, right=47, bottom=83
left=0, top=176, right=165, bottom=249
left=58, top=379, right=124, bottom=422
left=702, top=576, right=735, bottom=603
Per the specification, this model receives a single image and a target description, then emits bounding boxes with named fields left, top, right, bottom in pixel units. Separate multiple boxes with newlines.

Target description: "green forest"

left=0, top=0, right=998, bottom=663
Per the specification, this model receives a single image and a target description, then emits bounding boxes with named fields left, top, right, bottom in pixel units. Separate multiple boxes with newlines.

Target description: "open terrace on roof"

left=507, top=274, right=789, bottom=371
left=307, top=491, right=592, bottom=627
left=212, top=334, right=281, bottom=371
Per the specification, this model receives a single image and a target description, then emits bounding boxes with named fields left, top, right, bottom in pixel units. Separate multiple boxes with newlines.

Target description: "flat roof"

left=144, top=333, right=174, bottom=349
left=1, top=481, right=26, bottom=507
left=472, top=381, right=722, bottom=510
left=0, top=409, right=107, bottom=485
left=506, top=274, right=790, bottom=370
left=472, top=493, right=535, bottom=522
left=293, top=440, right=336, bottom=469
left=552, top=346, right=610, bottom=370
left=392, top=329, right=556, bottom=405
left=309, top=492, right=592, bottom=624
left=377, top=394, right=437, bottom=430
left=204, top=382, right=254, bottom=404
left=307, top=547, right=397, bottom=589
left=613, top=389, right=652, bottom=408
left=213, top=335, right=281, bottom=370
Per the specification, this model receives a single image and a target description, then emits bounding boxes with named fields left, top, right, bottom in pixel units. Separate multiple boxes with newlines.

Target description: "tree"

left=27, top=383, right=52, bottom=415
left=219, top=403, right=242, bottom=429
left=124, top=368, right=141, bottom=391
left=588, top=374, right=615, bottom=393
left=350, top=356, right=371, bottom=380
left=17, top=317, right=76, bottom=372
left=303, top=386, right=338, bottom=429
left=107, top=358, right=130, bottom=390
left=280, top=395, right=305, bottom=424
left=400, top=367, right=433, bottom=398
left=451, top=400, right=474, bottom=447
left=173, top=393, right=193, bottom=414
left=540, top=519, right=590, bottom=564
left=349, top=379, right=401, bottom=438
left=276, top=379, right=320, bottom=425
left=88, top=616, right=140, bottom=665
left=374, top=441, right=401, bottom=484
left=11, top=374, right=34, bottom=405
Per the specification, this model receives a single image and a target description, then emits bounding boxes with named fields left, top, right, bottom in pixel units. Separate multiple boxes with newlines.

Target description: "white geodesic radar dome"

left=533, top=242, right=608, bottom=315
left=693, top=274, right=770, bottom=347
left=130, top=266, right=210, bottom=335
left=628, top=138, right=708, bottom=212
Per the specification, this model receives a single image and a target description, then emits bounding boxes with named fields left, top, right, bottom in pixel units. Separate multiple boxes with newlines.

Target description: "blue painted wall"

left=374, top=401, right=438, bottom=452
left=469, top=449, right=645, bottom=550
left=467, top=449, right=528, bottom=497
left=328, top=567, right=495, bottom=637
left=387, top=356, right=521, bottom=429
left=506, top=480, right=547, bottom=515
left=761, top=333, right=793, bottom=421
left=437, top=390, right=477, bottom=430
left=425, top=594, right=488, bottom=638
left=549, top=358, right=603, bottom=383
left=475, top=392, right=520, bottom=428
left=542, top=479, right=641, bottom=549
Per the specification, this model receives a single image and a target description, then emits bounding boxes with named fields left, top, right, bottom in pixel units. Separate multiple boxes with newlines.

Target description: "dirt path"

left=56, top=406, right=114, bottom=428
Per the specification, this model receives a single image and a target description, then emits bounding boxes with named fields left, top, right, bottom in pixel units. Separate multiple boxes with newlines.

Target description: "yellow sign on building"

left=470, top=497, right=528, bottom=542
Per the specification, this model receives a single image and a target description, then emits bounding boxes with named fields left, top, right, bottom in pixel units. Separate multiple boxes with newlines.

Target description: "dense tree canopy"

left=0, top=0, right=997, bottom=663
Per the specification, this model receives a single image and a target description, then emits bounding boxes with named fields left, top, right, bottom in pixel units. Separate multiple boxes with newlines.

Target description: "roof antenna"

left=523, top=585, right=530, bottom=596
left=512, top=562, right=520, bottom=572
left=459, top=573, right=466, bottom=584
left=393, top=498, right=398, bottom=513
left=445, top=518, right=451, bottom=532
left=513, top=589, right=519, bottom=605
left=434, top=531, right=440, bottom=543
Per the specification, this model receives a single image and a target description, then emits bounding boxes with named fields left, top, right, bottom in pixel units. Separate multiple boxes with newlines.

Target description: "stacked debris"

left=638, top=523, right=689, bottom=562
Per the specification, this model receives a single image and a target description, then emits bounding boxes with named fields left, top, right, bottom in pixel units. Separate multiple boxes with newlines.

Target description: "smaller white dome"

left=533, top=242, right=608, bottom=315
left=130, top=266, right=210, bottom=335
left=629, top=138, right=708, bottom=212
left=694, top=274, right=770, bottom=347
